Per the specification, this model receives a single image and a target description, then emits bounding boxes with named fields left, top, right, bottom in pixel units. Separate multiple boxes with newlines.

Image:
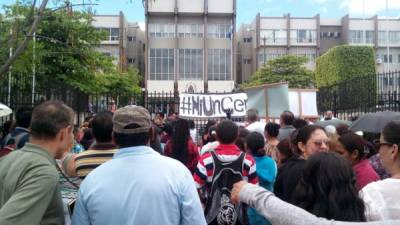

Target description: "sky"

left=1, top=0, right=400, bottom=28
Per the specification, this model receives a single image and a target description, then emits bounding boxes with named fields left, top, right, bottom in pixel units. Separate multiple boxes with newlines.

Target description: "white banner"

left=179, top=93, right=248, bottom=118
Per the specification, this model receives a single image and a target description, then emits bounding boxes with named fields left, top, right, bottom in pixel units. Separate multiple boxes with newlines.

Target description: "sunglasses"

left=313, top=139, right=330, bottom=146
left=373, top=139, right=394, bottom=148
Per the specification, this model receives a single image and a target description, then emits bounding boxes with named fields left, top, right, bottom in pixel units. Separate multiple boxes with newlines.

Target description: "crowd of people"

left=0, top=101, right=399, bottom=225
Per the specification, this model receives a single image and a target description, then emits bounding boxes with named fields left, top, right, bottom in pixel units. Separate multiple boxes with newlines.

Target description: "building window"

left=127, top=36, right=136, bottom=42
left=379, top=31, right=400, bottom=45
left=149, top=24, right=175, bottom=38
left=208, top=49, right=231, bottom=80
left=290, top=29, right=316, bottom=44
left=179, top=49, right=203, bottom=80
left=398, top=54, right=400, bottom=63
left=260, top=29, right=286, bottom=44
left=243, top=59, right=251, bottom=64
left=320, top=32, right=340, bottom=39
left=128, top=58, right=135, bottom=64
left=383, top=54, right=393, bottom=63
left=243, top=37, right=252, bottom=43
left=349, top=30, right=374, bottom=44
left=258, top=53, right=284, bottom=66
left=178, top=24, right=203, bottom=38
left=97, top=28, right=119, bottom=41
left=207, top=24, right=232, bottom=39
left=149, top=48, right=174, bottom=80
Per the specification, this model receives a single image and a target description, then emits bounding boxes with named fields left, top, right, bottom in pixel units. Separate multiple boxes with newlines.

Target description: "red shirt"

left=353, top=159, right=380, bottom=191
left=164, top=138, right=199, bottom=174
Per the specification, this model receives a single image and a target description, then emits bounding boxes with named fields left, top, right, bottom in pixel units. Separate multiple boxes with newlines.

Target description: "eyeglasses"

left=313, top=139, right=330, bottom=147
left=373, top=139, right=394, bottom=148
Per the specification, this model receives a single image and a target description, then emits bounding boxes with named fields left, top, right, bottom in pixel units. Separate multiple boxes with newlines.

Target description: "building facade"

left=92, top=13, right=145, bottom=75
left=144, top=0, right=237, bottom=93
left=237, top=14, right=400, bottom=84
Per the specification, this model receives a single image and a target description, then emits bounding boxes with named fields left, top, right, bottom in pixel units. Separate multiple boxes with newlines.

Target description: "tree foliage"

left=315, top=45, right=376, bottom=88
left=0, top=2, right=141, bottom=95
left=241, top=55, right=315, bottom=89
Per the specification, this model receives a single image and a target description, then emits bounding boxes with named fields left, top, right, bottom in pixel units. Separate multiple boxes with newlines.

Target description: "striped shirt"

left=75, top=143, right=118, bottom=179
left=193, top=144, right=258, bottom=189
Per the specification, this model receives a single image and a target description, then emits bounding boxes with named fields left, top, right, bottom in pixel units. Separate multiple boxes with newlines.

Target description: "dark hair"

left=265, top=122, right=280, bottom=138
left=276, top=139, right=293, bottom=164
left=171, top=118, right=190, bottom=165
left=188, top=120, right=195, bottom=129
left=246, top=132, right=266, bottom=157
left=280, top=110, right=294, bottom=126
left=113, top=123, right=150, bottom=148
left=91, top=111, right=114, bottom=142
left=80, top=128, right=93, bottom=150
left=206, top=125, right=217, bottom=144
left=73, top=125, right=80, bottom=135
left=15, top=106, right=33, bottom=128
left=236, top=127, right=250, bottom=152
left=1, top=120, right=14, bottom=137
left=293, top=118, right=308, bottom=129
left=382, top=121, right=400, bottom=145
left=293, top=152, right=366, bottom=222
left=292, top=125, right=325, bottom=155
left=163, top=122, right=174, bottom=136
left=216, top=120, right=238, bottom=144
left=30, top=101, right=74, bottom=140
left=247, top=109, right=259, bottom=122
left=336, top=124, right=350, bottom=136
left=338, top=133, right=370, bottom=161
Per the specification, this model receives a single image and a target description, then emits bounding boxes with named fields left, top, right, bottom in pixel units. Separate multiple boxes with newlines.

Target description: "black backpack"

left=204, top=151, right=248, bottom=225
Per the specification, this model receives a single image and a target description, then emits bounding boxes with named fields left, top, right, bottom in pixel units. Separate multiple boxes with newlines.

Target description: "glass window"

left=149, top=48, right=174, bottom=80
left=208, top=49, right=231, bottom=80
left=208, top=24, right=231, bottom=39
left=179, top=49, right=203, bottom=80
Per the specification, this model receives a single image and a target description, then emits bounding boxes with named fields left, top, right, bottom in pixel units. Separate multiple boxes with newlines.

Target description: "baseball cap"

left=113, top=105, right=151, bottom=134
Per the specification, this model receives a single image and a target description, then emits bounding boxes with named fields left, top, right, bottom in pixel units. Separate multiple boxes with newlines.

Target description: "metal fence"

left=0, top=77, right=244, bottom=138
left=317, top=71, right=400, bottom=120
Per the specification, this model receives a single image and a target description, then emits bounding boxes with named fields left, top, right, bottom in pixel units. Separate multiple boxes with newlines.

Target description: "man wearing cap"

left=71, top=106, right=206, bottom=225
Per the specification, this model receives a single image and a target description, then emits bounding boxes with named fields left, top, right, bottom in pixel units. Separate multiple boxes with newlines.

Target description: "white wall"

left=377, top=20, right=400, bottom=31
left=349, top=19, right=375, bottom=30
left=208, top=81, right=235, bottom=92
left=320, top=19, right=341, bottom=26
left=178, top=0, right=204, bottom=13
left=208, top=0, right=234, bottom=14
left=291, top=18, right=317, bottom=29
left=92, top=16, right=119, bottom=27
left=178, top=80, right=204, bottom=93
left=148, top=0, right=175, bottom=13
left=147, top=80, right=175, bottom=92
left=260, top=18, right=287, bottom=29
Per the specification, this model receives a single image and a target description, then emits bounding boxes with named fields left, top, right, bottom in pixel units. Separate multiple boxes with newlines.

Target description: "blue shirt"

left=247, top=155, right=277, bottom=225
left=71, top=145, right=206, bottom=225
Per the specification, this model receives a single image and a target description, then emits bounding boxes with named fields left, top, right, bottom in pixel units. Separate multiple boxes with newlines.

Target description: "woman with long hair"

left=293, top=152, right=366, bottom=221
left=335, top=132, right=379, bottom=191
left=164, top=118, right=199, bottom=174
left=274, top=125, right=329, bottom=203
left=360, top=121, right=400, bottom=221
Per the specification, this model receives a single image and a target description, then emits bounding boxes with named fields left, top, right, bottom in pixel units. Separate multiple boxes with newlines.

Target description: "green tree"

left=241, top=55, right=315, bottom=89
left=0, top=2, right=141, bottom=96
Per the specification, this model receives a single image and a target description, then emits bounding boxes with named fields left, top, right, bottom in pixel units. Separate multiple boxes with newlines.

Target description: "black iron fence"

left=317, top=71, right=400, bottom=120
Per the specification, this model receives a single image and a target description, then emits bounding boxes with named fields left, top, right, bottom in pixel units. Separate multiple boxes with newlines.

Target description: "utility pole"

left=32, top=32, right=36, bottom=106
left=263, top=36, right=266, bottom=66
left=385, top=0, right=390, bottom=72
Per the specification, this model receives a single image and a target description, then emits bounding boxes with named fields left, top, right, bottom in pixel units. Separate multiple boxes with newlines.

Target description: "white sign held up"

left=179, top=93, right=248, bottom=118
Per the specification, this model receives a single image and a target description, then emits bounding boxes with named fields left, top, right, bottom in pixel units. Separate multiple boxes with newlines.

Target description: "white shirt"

left=360, top=178, right=400, bottom=221
left=246, top=121, right=266, bottom=136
